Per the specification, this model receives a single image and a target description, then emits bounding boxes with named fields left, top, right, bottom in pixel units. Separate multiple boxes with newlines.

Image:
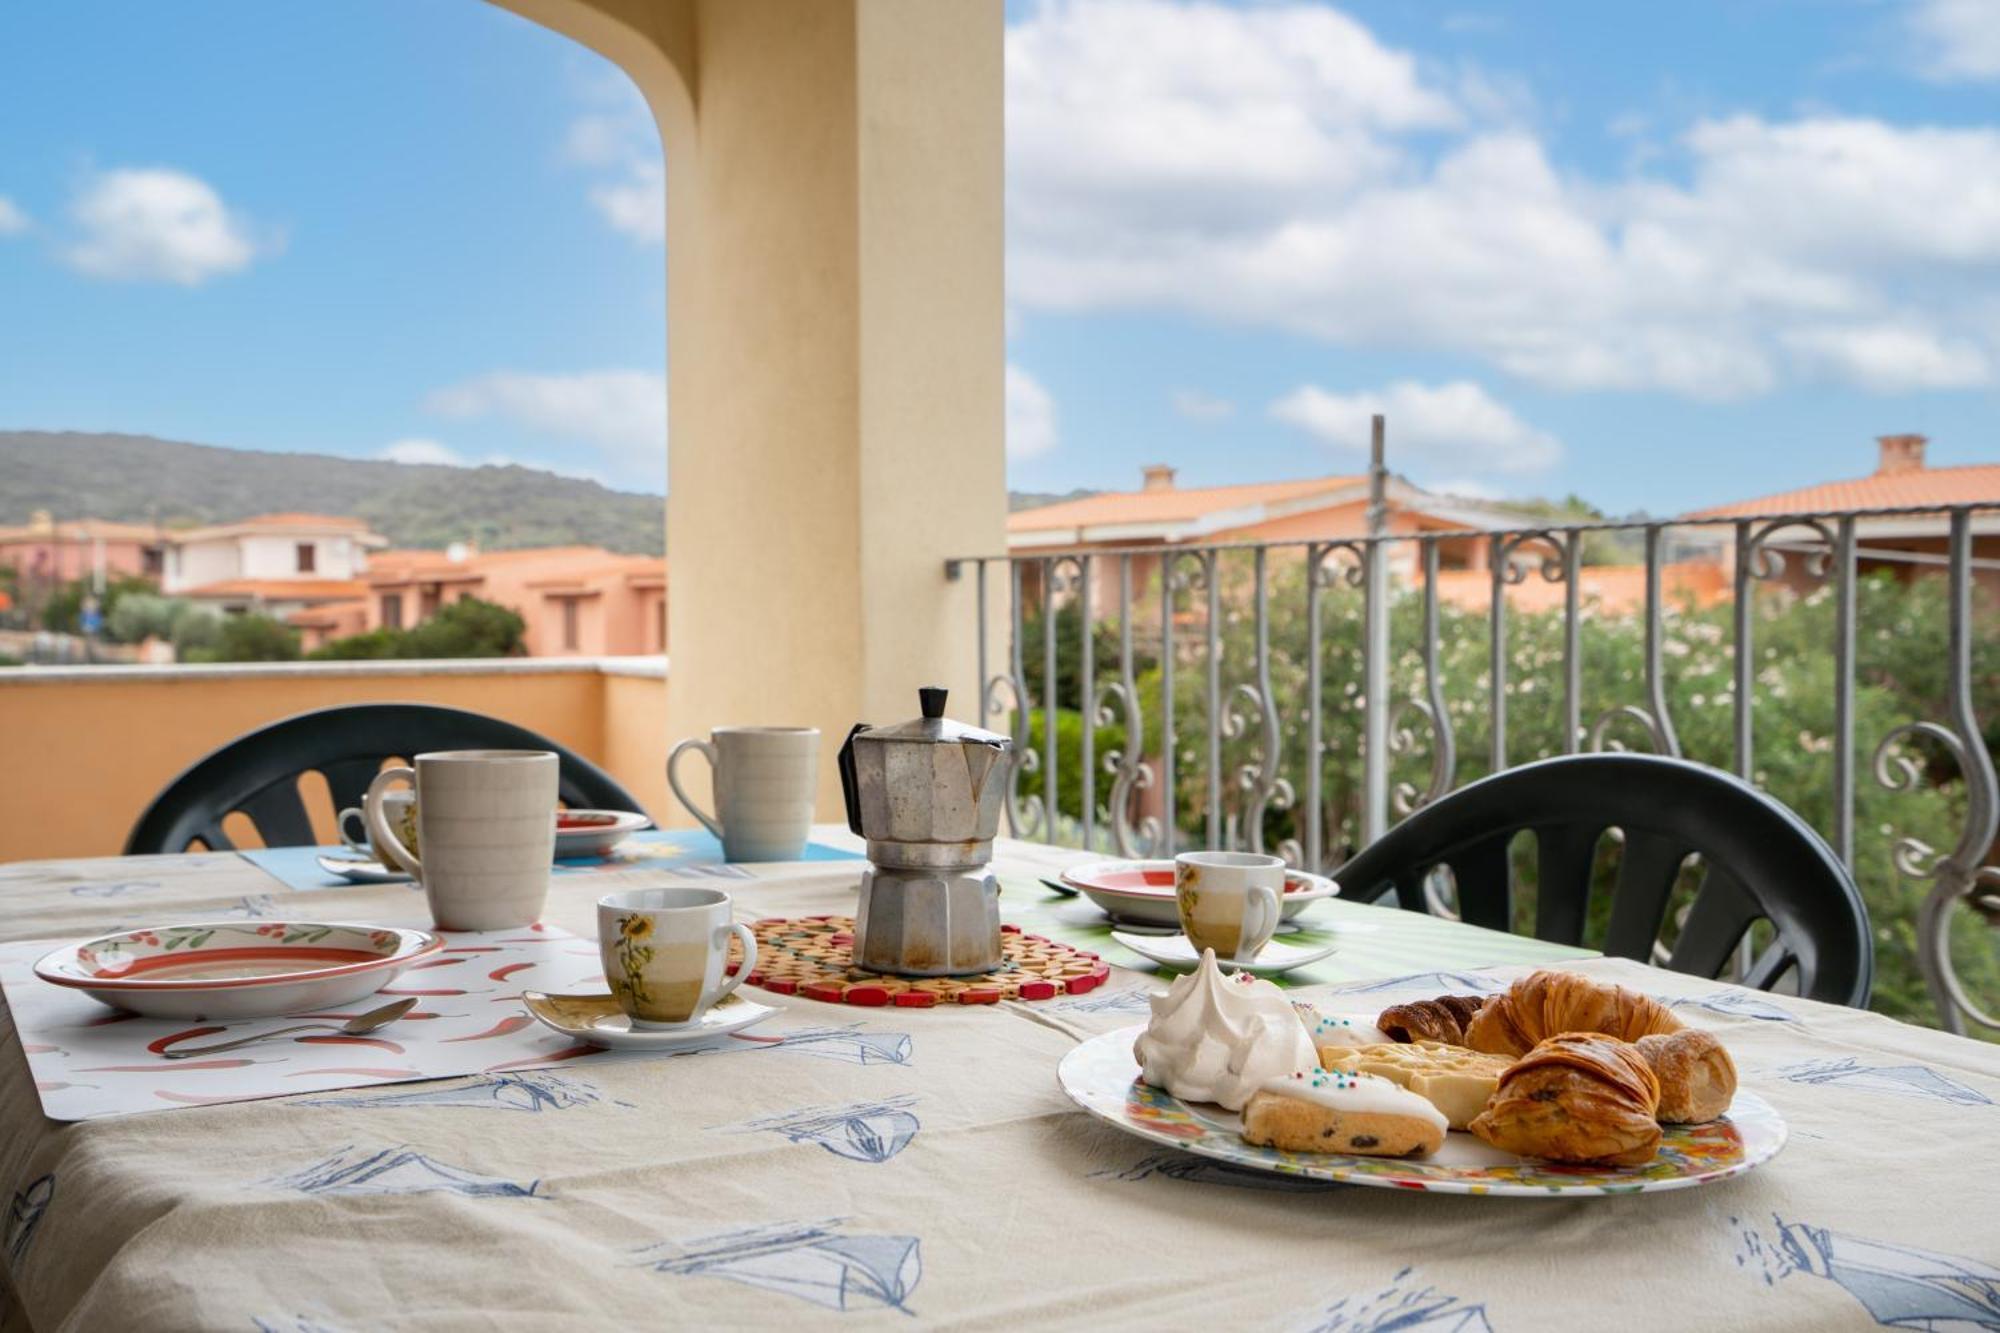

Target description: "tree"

left=306, top=597, right=526, bottom=661
left=182, top=612, right=298, bottom=662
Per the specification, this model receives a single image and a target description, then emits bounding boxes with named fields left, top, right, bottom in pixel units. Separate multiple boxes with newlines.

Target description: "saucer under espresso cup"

left=1174, top=850, right=1285, bottom=964
left=364, top=750, right=558, bottom=930
left=597, top=887, right=760, bottom=1029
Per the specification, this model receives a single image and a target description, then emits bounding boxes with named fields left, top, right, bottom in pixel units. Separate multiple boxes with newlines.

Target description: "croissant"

left=1464, top=971, right=1682, bottom=1057
left=1636, top=1029, right=1737, bottom=1123
left=1377, top=995, right=1485, bottom=1045
left=1469, top=1032, right=1662, bottom=1167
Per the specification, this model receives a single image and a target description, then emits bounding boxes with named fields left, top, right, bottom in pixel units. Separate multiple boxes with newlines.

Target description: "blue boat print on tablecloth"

left=1671, top=990, right=1799, bottom=1023
left=723, top=1025, right=913, bottom=1067
left=1048, top=986, right=1153, bottom=1017
left=225, top=895, right=278, bottom=919
left=297, top=1071, right=614, bottom=1114
left=1327, top=971, right=1505, bottom=997
left=6, top=1173, right=53, bottom=1265
left=720, top=1096, right=920, bottom=1164
left=250, top=1317, right=343, bottom=1333
left=1778, top=1057, right=1994, bottom=1107
left=634, top=1218, right=921, bottom=1314
left=265, top=1145, right=541, bottom=1198
left=1738, top=1214, right=2000, bottom=1329
left=1300, top=1266, right=1492, bottom=1333
left=1096, top=1152, right=1339, bottom=1193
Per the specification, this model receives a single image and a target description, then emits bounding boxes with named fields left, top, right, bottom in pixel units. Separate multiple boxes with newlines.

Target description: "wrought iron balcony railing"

left=948, top=502, right=2000, bottom=1036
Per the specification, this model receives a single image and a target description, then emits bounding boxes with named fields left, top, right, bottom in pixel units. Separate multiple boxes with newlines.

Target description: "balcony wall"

left=0, top=657, right=673, bottom=861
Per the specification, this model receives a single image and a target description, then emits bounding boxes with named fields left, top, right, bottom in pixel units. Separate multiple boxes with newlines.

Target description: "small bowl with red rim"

left=34, top=921, right=442, bottom=1020
left=554, top=809, right=652, bottom=860
left=1059, top=858, right=1338, bottom=928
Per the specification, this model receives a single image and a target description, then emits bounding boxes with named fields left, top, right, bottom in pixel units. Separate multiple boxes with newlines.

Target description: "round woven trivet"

left=725, top=915, right=1111, bottom=1008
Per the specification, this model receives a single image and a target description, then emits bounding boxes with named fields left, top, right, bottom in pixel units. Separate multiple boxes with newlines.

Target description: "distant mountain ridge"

left=0, top=431, right=665, bottom=555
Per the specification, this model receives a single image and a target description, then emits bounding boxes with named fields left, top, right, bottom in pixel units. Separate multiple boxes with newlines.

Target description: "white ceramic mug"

left=1175, top=850, right=1285, bottom=963
left=598, top=887, right=759, bottom=1027
left=365, top=750, right=558, bottom=930
left=666, top=726, right=820, bottom=862
left=338, top=790, right=415, bottom=859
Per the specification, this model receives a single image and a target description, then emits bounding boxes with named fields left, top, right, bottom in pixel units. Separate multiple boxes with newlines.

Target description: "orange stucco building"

left=291, top=545, right=667, bottom=658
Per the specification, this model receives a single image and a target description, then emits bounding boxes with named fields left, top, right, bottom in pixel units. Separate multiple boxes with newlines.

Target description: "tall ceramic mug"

left=667, top=727, right=819, bottom=861
left=365, top=750, right=558, bottom=930
left=598, top=888, right=759, bottom=1027
left=1175, top=850, right=1285, bottom=963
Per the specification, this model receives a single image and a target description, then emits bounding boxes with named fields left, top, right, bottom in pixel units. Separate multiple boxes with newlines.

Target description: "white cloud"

left=1782, top=323, right=1991, bottom=392
left=1170, top=388, right=1235, bottom=421
left=1006, top=1, right=2000, bottom=399
left=0, top=197, right=28, bottom=236
left=1007, top=363, right=1059, bottom=460
left=561, top=79, right=664, bottom=242
left=381, top=437, right=466, bottom=466
left=63, top=168, right=273, bottom=285
left=1909, top=0, right=2000, bottom=81
left=1269, top=380, right=1560, bottom=474
left=424, top=369, right=666, bottom=463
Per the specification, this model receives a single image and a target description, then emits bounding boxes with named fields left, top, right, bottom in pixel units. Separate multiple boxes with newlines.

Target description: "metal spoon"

left=161, top=997, right=418, bottom=1059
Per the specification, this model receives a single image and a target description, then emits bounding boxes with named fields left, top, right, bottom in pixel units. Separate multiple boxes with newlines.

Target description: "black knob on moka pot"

left=918, top=686, right=947, bottom=720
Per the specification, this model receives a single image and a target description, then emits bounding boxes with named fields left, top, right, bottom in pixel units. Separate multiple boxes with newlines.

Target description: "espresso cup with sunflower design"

left=1174, top=850, right=1284, bottom=963
left=597, top=888, right=759, bottom=1027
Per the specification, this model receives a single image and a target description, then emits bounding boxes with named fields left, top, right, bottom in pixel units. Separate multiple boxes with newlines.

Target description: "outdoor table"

left=3, top=831, right=1997, bottom=1330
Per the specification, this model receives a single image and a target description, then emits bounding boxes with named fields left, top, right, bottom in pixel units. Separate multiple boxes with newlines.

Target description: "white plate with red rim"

left=34, top=921, right=442, bottom=1020
left=1061, top=859, right=1338, bottom=928
left=554, top=809, right=652, bottom=860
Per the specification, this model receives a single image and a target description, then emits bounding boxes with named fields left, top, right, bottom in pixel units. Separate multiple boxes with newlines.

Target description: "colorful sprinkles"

left=724, top=915, right=1110, bottom=1008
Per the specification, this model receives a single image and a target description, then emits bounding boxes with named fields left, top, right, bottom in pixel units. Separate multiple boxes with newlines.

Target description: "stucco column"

left=494, top=0, right=1004, bottom=820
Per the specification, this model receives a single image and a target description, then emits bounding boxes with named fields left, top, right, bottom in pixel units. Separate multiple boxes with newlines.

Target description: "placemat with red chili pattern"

left=725, top=915, right=1111, bottom=1007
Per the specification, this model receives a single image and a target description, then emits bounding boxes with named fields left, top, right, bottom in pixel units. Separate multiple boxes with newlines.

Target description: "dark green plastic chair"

left=125, top=703, right=647, bottom=854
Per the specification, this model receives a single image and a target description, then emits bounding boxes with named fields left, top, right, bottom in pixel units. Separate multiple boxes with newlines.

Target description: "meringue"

left=1291, top=1002, right=1394, bottom=1051
left=1133, top=948, right=1318, bottom=1110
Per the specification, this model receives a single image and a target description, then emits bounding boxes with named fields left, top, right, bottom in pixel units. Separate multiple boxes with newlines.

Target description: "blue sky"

left=3, top=1, right=1997, bottom=515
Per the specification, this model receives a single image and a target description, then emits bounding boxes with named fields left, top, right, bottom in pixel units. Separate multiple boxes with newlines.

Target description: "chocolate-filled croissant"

left=1377, top=995, right=1485, bottom=1045
left=1636, top=1029, right=1737, bottom=1123
left=1464, top=971, right=1682, bottom=1058
left=1469, top=1032, right=1662, bottom=1166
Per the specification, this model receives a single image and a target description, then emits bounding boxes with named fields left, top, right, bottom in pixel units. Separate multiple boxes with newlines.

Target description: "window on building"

left=296, top=542, right=317, bottom=574
left=142, top=546, right=164, bottom=576
left=655, top=600, right=666, bottom=651
left=561, top=598, right=580, bottom=651
left=381, top=593, right=404, bottom=630
left=420, top=585, right=440, bottom=620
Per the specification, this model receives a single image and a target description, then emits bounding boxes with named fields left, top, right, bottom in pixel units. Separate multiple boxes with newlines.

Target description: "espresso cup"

left=1175, top=850, right=1285, bottom=963
left=365, top=750, right=558, bottom=930
left=666, top=726, right=820, bottom=861
left=338, top=790, right=416, bottom=859
left=598, top=887, right=759, bottom=1027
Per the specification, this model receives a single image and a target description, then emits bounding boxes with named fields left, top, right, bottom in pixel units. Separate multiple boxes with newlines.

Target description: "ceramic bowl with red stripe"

left=1059, top=858, right=1339, bottom=928
left=554, top=809, right=652, bottom=860
left=34, top=921, right=442, bottom=1020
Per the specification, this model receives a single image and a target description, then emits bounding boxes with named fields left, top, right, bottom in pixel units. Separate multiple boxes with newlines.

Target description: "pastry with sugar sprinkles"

left=1240, top=1068, right=1448, bottom=1158
left=1291, top=1001, right=1393, bottom=1051
left=1133, top=948, right=1317, bottom=1112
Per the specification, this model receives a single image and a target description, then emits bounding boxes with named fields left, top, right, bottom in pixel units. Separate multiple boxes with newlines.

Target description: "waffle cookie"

left=1241, top=1069, right=1447, bottom=1158
left=1316, top=1039, right=1512, bottom=1131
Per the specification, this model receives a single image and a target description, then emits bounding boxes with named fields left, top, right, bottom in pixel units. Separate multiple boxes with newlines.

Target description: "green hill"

left=0, top=430, right=665, bottom=554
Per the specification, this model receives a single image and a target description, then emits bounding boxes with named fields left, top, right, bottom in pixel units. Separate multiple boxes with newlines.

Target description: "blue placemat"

left=242, top=828, right=861, bottom=892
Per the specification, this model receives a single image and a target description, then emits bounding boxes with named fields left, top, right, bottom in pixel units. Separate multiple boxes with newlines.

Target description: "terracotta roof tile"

left=180, top=579, right=370, bottom=602
left=1688, top=463, right=2000, bottom=518
left=1008, top=475, right=1363, bottom=533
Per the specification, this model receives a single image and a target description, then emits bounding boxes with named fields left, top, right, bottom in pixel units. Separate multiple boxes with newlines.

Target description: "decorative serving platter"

left=1058, top=1025, right=1787, bottom=1198
left=554, top=809, right=652, bottom=860
left=1062, top=859, right=1337, bottom=928
left=33, top=922, right=441, bottom=1020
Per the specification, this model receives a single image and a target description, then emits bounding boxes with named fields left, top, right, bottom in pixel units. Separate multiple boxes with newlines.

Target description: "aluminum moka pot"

left=837, top=686, right=1014, bottom=976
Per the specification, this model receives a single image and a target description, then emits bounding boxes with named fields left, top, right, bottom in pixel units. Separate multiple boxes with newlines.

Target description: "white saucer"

left=519, top=990, right=778, bottom=1050
left=316, top=853, right=413, bottom=885
left=1110, top=930, right=1338, bottom=977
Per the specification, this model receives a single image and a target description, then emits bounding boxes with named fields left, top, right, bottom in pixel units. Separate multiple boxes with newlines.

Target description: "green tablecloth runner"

left=996, top=876, right=1596, bottom=987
